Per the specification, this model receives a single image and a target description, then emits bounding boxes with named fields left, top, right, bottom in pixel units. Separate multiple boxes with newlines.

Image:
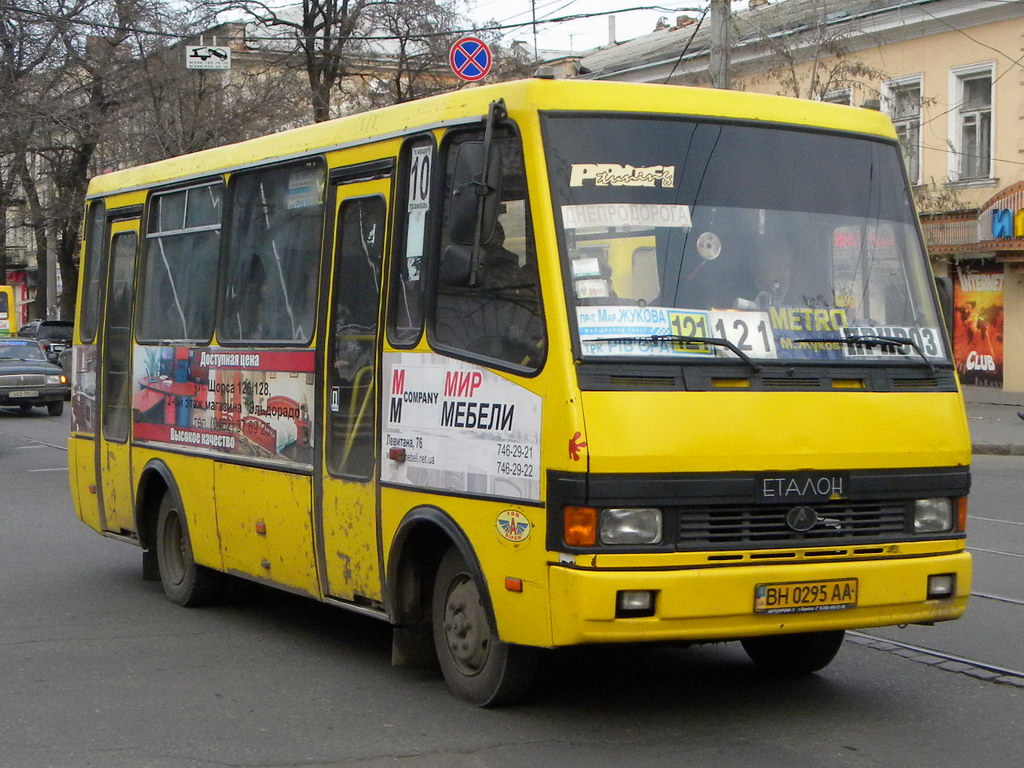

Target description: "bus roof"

left=86, top=78, right=897, bottom=198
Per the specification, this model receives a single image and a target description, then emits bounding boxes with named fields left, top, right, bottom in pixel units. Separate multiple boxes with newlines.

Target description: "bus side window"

left=387, top=136, right=434, bottom=347
left=80, top=201, right=107, bottom=343
left=220, top=160, right=326, bottom=344
left=138, top=184, right=223, bottom=342
left=326, top=196, right=386, bottom=478
left=431, top=131, right=546, bottom=371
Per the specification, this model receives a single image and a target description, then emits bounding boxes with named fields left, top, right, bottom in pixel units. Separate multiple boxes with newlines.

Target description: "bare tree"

left=216, top=1, right=508, bottom=120
left=737, top=1, right=887, bottom=102
left=103, top=19, right=310, bottom=166
left=0, top=0, right=82, bottom=290
left=217, top=0, right=374, bottom=123
left=34, top=0, right=144, bottom=319
left=346, top=0, right=465, bottom=108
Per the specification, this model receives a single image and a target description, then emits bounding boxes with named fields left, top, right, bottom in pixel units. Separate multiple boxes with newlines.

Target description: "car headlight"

left=599, top=507, right=662, bottom=545
left=45, top=374, right=66, bottom=385
left=914, top=498, right=953, bottom=533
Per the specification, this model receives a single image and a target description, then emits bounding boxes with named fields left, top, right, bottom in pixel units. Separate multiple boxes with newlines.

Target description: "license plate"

left=754, top=578, right=858, bottom=614
left=8, top=389, right=39, bottom=398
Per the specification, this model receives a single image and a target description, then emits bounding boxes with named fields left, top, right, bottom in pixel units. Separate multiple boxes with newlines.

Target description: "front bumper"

left=0, top=385, right=70, bottom=406
left=547, top=550, right=971, bottom=646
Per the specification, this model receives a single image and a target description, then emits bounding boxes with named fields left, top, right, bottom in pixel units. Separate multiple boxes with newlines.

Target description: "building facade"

left=580, top=0, right=1024, bottom=389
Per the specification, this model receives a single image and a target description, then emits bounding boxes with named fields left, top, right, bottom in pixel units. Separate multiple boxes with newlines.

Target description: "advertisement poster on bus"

left=952, top=263, right=1004, bottom=387
left=131, top=345, right=315, bottom=465
left=381, top=353, right=542, bottom=502
left=71, top=345, right=99, bottom=434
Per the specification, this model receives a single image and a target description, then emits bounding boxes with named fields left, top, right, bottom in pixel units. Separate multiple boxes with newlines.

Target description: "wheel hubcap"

left=162, top=511, right=186, bottom=586
left=443, top=574, right=489, bottom=676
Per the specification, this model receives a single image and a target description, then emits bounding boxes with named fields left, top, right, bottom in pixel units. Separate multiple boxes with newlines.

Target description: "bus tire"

left=432, top=547, right=536, bottom=706
left=156, top=493, right=223, bottom=607
left=741, top=630, right=845, bottom=675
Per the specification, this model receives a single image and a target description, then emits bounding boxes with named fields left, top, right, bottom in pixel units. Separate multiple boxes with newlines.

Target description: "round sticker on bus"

left=496, top=509, right=532, bottom=543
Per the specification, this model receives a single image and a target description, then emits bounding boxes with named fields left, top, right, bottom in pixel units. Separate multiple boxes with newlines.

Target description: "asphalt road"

left=1, top=409, right=1021, bottom=768
left=869, top=454, right=1024, bottom=674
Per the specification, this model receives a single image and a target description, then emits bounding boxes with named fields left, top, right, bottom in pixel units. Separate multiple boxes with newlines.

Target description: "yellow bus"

left=69, top=78, right=971, bottom=705
left=0, top=285, right=18, bottom=336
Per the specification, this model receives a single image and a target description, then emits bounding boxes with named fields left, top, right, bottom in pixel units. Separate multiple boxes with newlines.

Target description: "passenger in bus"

left=478, top=222, right=523, bottom=289
left=244, top=259, right=287, bottom=340
left=738, top=239, right=795, bottom=309
left=473, top=221, right=544, bottom=363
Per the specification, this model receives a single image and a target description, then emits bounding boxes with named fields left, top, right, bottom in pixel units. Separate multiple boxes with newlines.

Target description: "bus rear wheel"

left=432, top=547, right=537, bottom=706
left=741, top=630, right=845, bottom=675
left=156, top=493, right=223, bottom=607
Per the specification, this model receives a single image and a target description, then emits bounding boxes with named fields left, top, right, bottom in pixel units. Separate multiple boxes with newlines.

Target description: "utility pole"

left=709, top=0, right=731, bottom=89
left=531, top=0, right=539, bottom=61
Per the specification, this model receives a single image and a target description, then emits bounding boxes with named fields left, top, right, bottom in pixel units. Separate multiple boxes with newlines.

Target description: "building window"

left=954, top=69, right=992, bottom=180
left=887, top=79, right=921, bottom=185
left=822, top=89, right=851, bottom=106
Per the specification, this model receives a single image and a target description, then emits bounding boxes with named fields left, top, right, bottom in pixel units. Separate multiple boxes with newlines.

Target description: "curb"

left=972, top=443, right=1024, bottom=456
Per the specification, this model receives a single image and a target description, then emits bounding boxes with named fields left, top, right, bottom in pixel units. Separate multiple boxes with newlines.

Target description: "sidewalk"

left=962, top=385, right=1024, bottom=456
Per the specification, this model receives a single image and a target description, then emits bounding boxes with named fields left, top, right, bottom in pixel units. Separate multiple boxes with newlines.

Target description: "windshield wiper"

left=584, top=335, right=762, bottom=374
left=793, top=334, right=935, bottom=375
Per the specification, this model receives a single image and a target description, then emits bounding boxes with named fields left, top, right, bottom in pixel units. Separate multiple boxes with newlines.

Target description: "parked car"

left=35, top=320, right=73, bottom=363
left=17, top=319, right=41, bottom=338
left=0, top=338, right=70, bottom=415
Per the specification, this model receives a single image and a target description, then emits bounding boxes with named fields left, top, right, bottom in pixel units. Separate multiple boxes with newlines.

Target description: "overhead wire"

left=663, top=5, right=708, bottom=83
left=0, top=3, right=706, bottom=45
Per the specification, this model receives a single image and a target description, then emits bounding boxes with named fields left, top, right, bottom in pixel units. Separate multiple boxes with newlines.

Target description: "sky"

left=464, top=1, right=714, bottom=54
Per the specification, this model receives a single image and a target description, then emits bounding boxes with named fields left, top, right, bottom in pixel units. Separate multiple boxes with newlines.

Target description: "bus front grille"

left=676, top=501, right=908, bottom=550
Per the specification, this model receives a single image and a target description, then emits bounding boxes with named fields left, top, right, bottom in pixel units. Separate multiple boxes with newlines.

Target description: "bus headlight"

left=914, top=498, right=953, bottom=533
left=600, top=508, right=662, bottom=545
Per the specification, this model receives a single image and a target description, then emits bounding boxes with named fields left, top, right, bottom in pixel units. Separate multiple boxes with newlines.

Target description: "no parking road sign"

left=449, top=37, right=492, bottom=82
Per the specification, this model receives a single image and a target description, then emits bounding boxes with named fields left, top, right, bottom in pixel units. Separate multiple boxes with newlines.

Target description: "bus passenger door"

left=97, top=217, right=140, bottom=535
left=316, top=176, right=390, bottom=603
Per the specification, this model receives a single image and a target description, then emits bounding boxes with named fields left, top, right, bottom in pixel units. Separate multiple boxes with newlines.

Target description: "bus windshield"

left=542, top=114, right=948, bottom=366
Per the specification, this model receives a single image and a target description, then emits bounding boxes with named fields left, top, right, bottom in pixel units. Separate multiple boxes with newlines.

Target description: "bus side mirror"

left=934, top=275, right=953, bottom=341
left=440, top=244, right=474, bottom=286
left=449, top=141, right=502, bottom=246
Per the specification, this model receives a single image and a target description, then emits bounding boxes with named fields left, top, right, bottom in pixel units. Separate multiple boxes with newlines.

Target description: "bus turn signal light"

left=564, top=506, right=597, bottom=547
left=957, top=497, right=968, bottom=532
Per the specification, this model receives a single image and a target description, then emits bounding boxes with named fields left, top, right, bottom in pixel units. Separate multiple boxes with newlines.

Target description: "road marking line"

left=970, top=515, right=1024, bottom=527
left=968, top=546, right=1024, bottom=560
left=972, top=590, right=1024, bottom=607
left=26, top=467, right=69, bottom=472
left=850, top=631, right=1024, bottom=684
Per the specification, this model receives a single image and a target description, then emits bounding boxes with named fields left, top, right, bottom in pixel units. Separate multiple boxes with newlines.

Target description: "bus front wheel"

left=432, top=547, right=537, bottom=706
left=741, top=630, right=845, bottom=675
left=156, top=493, right=223, bottom=607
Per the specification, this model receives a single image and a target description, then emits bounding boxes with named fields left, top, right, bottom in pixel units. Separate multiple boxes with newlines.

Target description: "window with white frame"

left=953, top=68, right=992, bottom=180
left=887, top=79, right=921, bottom=184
